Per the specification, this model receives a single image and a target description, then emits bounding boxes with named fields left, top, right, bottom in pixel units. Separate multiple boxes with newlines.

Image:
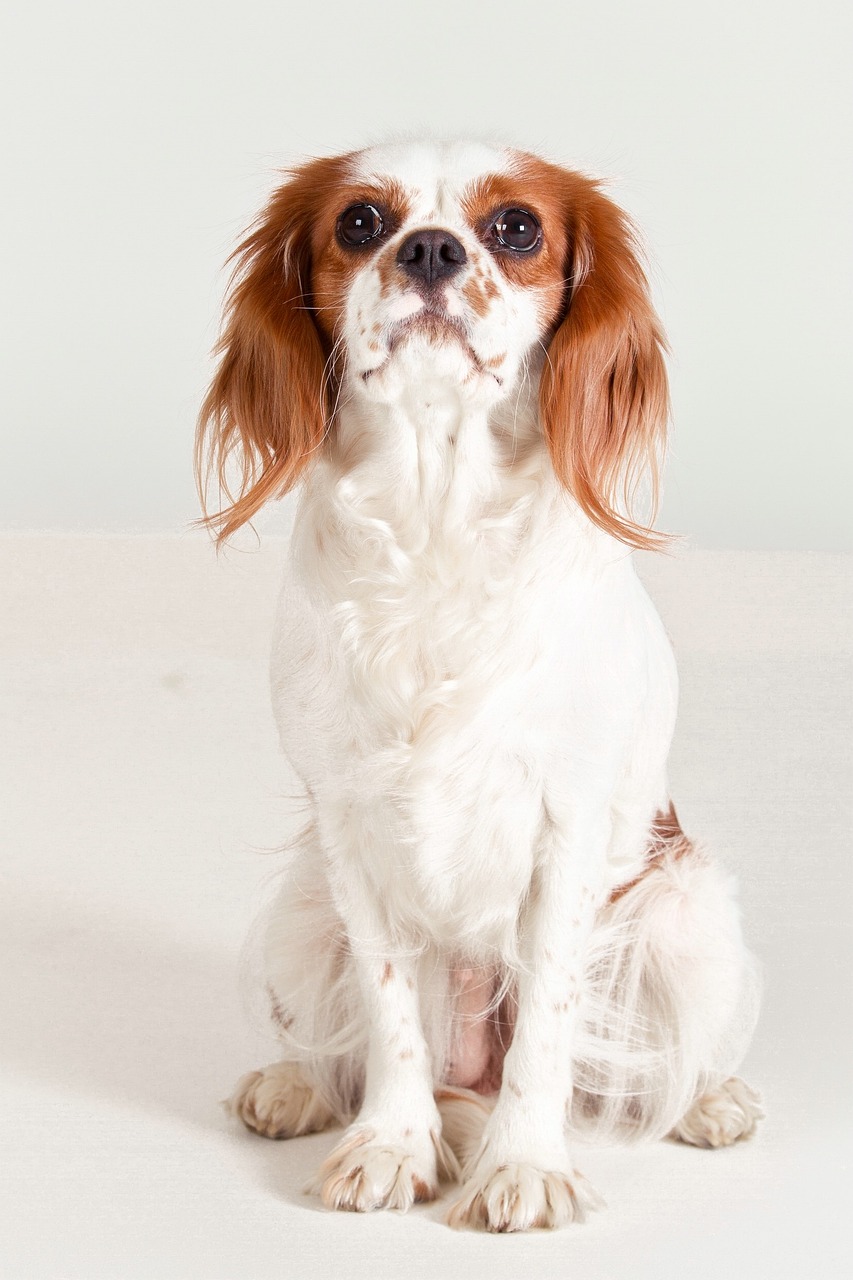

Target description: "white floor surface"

left=1, top=535, right=850, bottom=1279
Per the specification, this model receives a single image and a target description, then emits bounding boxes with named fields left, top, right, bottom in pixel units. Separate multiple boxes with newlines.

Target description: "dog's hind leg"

left=573, top=808, right=763, bottom=1145
left=229, top=827, right=368, bottom=1134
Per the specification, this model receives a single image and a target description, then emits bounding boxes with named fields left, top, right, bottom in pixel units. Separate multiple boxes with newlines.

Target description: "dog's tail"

left=435, top=1086, right=495, bottom=1169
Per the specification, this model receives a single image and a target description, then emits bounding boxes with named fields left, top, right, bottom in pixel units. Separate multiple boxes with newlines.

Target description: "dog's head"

left=198, top=140, right=669, bottom=546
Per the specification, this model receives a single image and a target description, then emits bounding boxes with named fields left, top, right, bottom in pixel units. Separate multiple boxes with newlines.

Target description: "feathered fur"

left=201, top=139, right=762, bottom=1232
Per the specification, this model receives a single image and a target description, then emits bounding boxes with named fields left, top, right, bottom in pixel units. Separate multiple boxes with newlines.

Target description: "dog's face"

left=198, top=140, right=669, bottom=547
left=308, top=141, right=569, bottom=413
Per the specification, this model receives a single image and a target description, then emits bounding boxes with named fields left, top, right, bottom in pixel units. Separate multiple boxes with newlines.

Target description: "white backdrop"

left=1, top=0, right=850, bottom=548
left=2, top=6, right=851, bottom=1272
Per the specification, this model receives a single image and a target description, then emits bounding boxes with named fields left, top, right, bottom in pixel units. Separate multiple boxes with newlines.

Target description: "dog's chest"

left=292, top=465, right=552, bottom=939
left=326, top=483, right=542, bottom=750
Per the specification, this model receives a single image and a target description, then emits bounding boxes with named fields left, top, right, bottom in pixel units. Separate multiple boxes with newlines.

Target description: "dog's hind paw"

left=670, top=1076, right=764, bottom=1148
left=227, top=1061, right=334, bottom=1139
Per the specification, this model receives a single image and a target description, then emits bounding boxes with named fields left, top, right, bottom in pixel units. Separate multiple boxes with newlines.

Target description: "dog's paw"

left=310, top=1125, right=459, bottom=1213
left=227, top=1061, right=334, bottom=1139
left=447, top=1162, right=604, bottom=1232
left=670, top=1076, right=764, bottom=1149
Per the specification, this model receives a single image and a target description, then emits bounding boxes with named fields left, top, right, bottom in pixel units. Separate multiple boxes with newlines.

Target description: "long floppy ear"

left=196, top=156, right=342, bottom=543
left=539, top=176, right=671, bottom=550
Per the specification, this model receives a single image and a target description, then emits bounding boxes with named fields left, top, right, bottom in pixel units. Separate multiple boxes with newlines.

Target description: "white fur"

left=221, top=140, right=761, bottom=1231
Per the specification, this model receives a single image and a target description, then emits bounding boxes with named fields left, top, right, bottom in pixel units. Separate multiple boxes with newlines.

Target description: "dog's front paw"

left=447, top=1162, right=604, bottom=1233
left=310, top=1124, right=459, bottom=1213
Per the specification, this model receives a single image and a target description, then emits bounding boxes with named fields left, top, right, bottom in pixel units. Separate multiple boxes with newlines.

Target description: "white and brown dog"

left=198, top=139, right=762, bottom=1232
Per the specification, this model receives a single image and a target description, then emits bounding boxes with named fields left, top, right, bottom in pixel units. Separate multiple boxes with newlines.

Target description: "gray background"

left=1, top=0, right=850, bottom=547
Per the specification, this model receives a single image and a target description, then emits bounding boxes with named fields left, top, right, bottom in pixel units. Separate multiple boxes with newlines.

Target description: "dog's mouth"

left=388, top=310, right=466, bottom=350
left=362, top=309, right=501, bottom=385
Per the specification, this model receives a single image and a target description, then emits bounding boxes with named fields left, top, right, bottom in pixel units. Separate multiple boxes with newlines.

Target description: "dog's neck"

left=322, top=371, right=549, bottom=555
left=293, top=369, right=609, bottom=734
left=295, top=374, right=555, bottom=733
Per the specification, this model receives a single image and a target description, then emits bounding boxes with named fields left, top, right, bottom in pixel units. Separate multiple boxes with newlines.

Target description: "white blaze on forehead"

left=351, top=140, right=513, bottom=223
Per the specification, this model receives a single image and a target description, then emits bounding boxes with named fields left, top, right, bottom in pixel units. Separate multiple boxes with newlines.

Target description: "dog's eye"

left=492, top=209, right=541, bottom=253
left=337, top=203, right=384, bottom=247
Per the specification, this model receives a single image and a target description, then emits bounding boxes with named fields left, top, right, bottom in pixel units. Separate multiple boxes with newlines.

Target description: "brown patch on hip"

left=607, top=800, right=693, bottom=906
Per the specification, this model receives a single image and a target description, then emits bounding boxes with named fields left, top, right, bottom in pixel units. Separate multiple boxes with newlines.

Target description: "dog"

left=197, top=139, right=762, bottom=1232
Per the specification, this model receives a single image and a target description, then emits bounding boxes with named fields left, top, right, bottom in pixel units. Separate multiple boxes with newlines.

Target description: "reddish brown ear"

left=539, top=178, right=671, bottom=550
left=196, top=157, right=342, bottom=543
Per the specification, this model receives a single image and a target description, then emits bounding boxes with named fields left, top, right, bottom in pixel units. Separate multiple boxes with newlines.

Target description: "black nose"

left=396, top=229, right=467, bottom=287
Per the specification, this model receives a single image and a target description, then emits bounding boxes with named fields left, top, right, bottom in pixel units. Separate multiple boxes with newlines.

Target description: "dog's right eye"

left=337, top=204, right=384, bottom=247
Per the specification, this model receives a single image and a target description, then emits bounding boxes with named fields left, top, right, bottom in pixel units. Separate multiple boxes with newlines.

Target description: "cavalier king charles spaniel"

left=197, top=139, right=762, bottom=1232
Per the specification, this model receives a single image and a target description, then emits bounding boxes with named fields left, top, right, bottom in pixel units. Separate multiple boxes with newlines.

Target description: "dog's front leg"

left=448, top=809, right=608, bottom=1232
left=310, top=832, right=459, bottom=1212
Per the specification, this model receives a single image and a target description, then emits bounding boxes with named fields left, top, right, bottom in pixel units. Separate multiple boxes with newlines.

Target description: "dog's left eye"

left=492, top=208, right=541, bottom=252
left=338, top=204, right=384, bottom=246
